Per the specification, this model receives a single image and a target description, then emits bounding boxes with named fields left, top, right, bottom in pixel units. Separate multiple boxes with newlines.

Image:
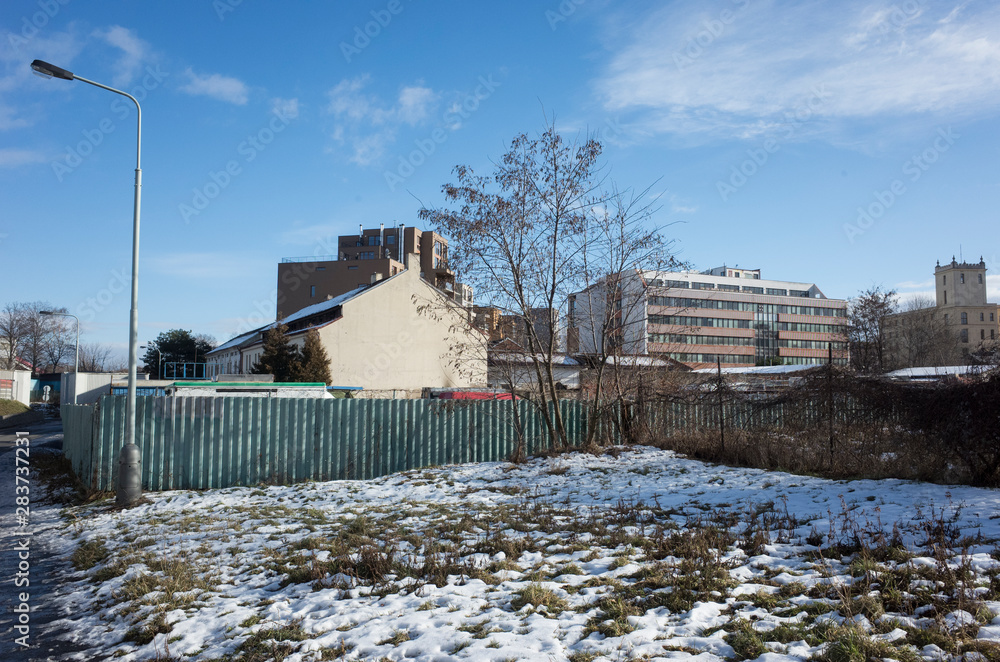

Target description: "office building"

left=568, top=266, right=848, bottom=370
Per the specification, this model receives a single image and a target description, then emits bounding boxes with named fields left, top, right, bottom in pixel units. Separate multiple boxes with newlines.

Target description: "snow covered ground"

left=32, top=446, right=1000, bottom=661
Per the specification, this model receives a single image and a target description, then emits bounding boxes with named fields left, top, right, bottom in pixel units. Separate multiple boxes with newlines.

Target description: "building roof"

left=489, top=352, right=581, bottom=366
left=637, top=269, right=835, bottom=300
left=884, top=365, right=993, bottom=379
left=208, top=280, right=389, bottom=356
left=692, top=364, right=822, bottom=375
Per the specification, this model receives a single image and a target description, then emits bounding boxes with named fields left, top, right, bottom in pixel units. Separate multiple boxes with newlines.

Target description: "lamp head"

left=30, top=60, right=75, bottom=81
left=39, top=310, right=53, bottom=315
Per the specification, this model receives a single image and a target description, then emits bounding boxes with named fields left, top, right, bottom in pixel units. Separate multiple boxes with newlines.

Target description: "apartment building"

left=569, top=266, right=848, bottom=370
left=885, top=257, right=999, bottom=366
left=276, top=225, right=471, bottom=319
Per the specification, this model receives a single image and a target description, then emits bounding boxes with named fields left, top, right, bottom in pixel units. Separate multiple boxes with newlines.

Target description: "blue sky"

left=2, top=0, right=999, bottom=356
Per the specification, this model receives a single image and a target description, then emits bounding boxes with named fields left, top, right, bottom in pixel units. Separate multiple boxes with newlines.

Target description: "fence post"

left=717, top=358, right=725, bottom=455
left=827, top=342, right=834, bottom=469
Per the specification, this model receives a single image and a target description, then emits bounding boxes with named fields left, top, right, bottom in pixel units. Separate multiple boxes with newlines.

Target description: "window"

left=981, top=313, right=986, bottom=322
left=310, top=285, right=316, bottom=298
left=944, top=291, right=947, bottom=304
left=961, top=329, right=969, bottom=343
left=692, top=282, right=714, bottom=290
left=944, top=314, right=949, bottom=323
left=961, top=312, right=968, bottom=324
left=979, top=274, right=984, bottom=284
left=993, top=330, right=996, bottom=340
left=766, top=288, right=788, bottom=296
left=982, top=330, right=986, bottom=340
left=348, top=265, right=358, bottom=270
left=992, top=313, right=996, bottom=322
left=316, top=266, right=325, bottom=271
left=961, top=273, right=965, bottom=283
left=743, top=286, right=764, bottom=294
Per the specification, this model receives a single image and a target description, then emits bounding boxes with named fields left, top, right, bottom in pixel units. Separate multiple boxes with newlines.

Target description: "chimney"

left=399, top=223, right=406, bottom=267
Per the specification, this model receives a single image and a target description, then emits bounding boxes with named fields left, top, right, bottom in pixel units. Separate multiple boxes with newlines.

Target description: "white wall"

left=0, top=370, right=31, bottom=406
left=60, top=372, right=113, bottom=405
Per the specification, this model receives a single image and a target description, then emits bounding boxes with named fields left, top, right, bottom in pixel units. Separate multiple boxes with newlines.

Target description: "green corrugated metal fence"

left=61, top=395, right=836, bottom=492
left=62, top=396, right=591, bottom=491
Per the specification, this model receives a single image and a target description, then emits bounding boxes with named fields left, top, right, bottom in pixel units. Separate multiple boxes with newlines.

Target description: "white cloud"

left=270, top=97, right=299, bottom=120
left=328, top=76, right=373, bottom=121
left=92, top=26, right=150, bottom=87
left=180, top=69, right=249, bottom=105
left=594, top=1, right=1000, bottom=141
left=0, top=105, right=29, bottom=131
left=0, top=148, right=47, bottom=168
left=396, top=85, right=436, bottom=125
left=327, top=76, right=439, bottom=165
left=895, top=278, right=935, bottom=291
left=989, top=273, right=1000, bottom=303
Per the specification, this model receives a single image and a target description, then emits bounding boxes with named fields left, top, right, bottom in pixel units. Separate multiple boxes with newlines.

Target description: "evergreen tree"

left=297, top=330, right=332, bottom=385
left=251, top=324, right=302, bottom=382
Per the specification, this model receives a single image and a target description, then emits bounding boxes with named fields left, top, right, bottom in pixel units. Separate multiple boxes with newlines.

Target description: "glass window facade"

left=648, top=295, right=847, bottom=317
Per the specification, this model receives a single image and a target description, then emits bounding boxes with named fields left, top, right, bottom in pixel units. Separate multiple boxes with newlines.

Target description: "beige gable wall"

left=315, top=268, right=486, bottom=390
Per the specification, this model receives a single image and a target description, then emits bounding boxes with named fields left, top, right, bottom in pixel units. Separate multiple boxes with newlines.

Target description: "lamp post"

left=140, top=344, right=162, bottom=379
left=32, top=59, right=143, bottom=506
left=39, top=310, right=79, bottom=404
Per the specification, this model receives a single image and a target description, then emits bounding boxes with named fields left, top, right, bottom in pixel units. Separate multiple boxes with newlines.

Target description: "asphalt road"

left=0, top=418, right=90, bottom=660
left=0, top=421, right=64, bottom=453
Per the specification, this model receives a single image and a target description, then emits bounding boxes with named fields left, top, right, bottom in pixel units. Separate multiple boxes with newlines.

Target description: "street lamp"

left=32, top=59, right=143, bottom=506
left=39, top=310, right=79, bottom=404
left=140, top=344, right=162, bottom=379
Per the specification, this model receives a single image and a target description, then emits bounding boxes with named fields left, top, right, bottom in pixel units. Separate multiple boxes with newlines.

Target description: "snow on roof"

left=208, top=282, right=379, bottom=355
left=692, top=364, right=822, bottom=375
left=279, top=284, right=371, bottom=326
left=604, top=355, right=675, bottom=367
left=885, top=365, right=993, bottom=379
left=208, top=329, right=260, bottom=354
left=489, top=353, right=581, bottom=366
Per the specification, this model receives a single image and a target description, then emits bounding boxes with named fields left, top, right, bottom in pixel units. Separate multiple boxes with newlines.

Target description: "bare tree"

left=0, top=302, right=76, bottom=372
left=419, top=119, right=679, bottom=449
left=848, top=286, right=897, bottom=374
left=0, top=303, right=27, bottom=369
left=885, top=295, right=955, bottom=368
left=79, top=343, right=125, bottom=373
